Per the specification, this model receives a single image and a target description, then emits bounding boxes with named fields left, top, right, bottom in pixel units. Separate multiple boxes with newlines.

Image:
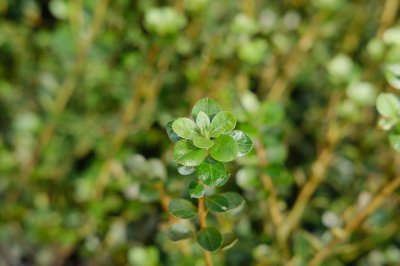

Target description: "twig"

left=377, top=0, right=400, bottom=38
left=199, top=197, right=213, bottom=266
left=23, top=0, right=110, bottom=177
left=278, top=94, right=342, bottom=242
left=309, top=175, right=400, bottom=266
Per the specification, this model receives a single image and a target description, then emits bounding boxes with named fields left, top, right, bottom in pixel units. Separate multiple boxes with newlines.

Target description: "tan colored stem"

left=198, top=197, right=213, bottom=266
left=23, top=0, right=110, bottom=177
left=377, top=0, right=400, bottom=37
left=279, top=95, right=342, bottom=242
left=309, top=176, right=400, bottom=266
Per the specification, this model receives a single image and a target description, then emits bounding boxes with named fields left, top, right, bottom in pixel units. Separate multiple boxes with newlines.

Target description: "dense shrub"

left=0, top=0, right=400, bottom=265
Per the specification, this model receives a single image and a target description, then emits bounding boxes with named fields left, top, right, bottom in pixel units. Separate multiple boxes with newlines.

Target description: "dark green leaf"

left=229, top=130, right=253, bottom=157
left=205, top=194, right=229, bottom=212
left=169, top=199, right=197, bottom=219
left=166, top=119, right=182, bottom=143
left=193, top=134, right=214, bottom=149
left=167, top=222, right=194, bottom=241
left=191, top=98, right=221, bottom=120
left=173, top=140, right=207, bottom=166
left=197, top=161, right=228, bottom=187
left=172, top=118, right=198, bottom=139
left=220, top=192, right=244, bottom=209
left=188, top=181, right=204, bottom=198
left=209, top=111, right=236, bottom=137
left=209, top=134, right=238, bottom=162
left=196, top=227, right=222, bottom=251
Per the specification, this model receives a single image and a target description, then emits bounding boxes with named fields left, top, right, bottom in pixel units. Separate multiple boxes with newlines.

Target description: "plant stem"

left=309, top=175, right=400, bottom=265
left=198, top=197, right=213, bottom=266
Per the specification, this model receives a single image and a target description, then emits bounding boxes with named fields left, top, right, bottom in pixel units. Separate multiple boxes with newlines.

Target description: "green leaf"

left=167, top=222, right=194, bottom=241
left=229, top=130, right=253, bottom=157
left=389, top=133, right=400, bottom=151
left=209, top=135, right=238, bottom=162
left=172, top=118, right=198, bottom=139
left=196, top=111, right=210, bottom=131
left=197, top=161, right=229, bottom=187
left=169, top=199, right=197, bottom=219
left=177, top=165, right=195, bottom=175
left=205, top=194, right=229, bottom=212
left=209, top=111, right=236, bottom=137
left=193, top=134, right=214, bottom=149
left=173, top=140, right=207, bottom=166
left=188, top=181, right=204, bottom=198
left=220, top=192, right=244, bottom=209
left=191, top=98, right=221, bottom=120
left=385, top=64, right=400, bottom=90
left=196, top=227, right=222, bottom=251
left=166, top=119, right=182, bottom=143
left=221, top=233, right=238, bottom=250
left=376, top=93, right=400, bottom=118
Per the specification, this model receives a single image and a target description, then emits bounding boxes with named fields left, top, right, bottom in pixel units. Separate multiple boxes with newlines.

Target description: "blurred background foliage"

left=1, top=0, right=400, bottom=265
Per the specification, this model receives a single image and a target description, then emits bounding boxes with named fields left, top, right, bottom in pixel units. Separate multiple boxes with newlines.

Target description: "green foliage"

left=169, top=199, right=198, bottom=219
left=167, top=98, right=252, bottom=253
left=196, top=227, right=222, bottom=252
left=2, top=1, right=400, bottom=265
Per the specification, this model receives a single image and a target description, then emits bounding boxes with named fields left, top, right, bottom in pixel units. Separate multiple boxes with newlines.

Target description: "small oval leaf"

left=196, top=111, right=211, bottom=131
left=209, top=135, right=238, bottom=162
left=376, top=93, right=400, bottom=118
left=172, top=118, right=198, bottom=139
left=205, top=194, right=229, bottom=212
left=196, top=227, right=222, bottom=251
left=188, top=181, right=204, bottom=198
left=193, top=134, right=214, bottom=149
left=209, top=111, right=236, bottom=138
left=174, top=140, right=207, bottom=166
left=229, top=130, right=253, bottom=157
left=169, top=198, right=197, bottom=219
left=177, top=165, right=196, bottom=175
left=197, top=161, right=228, bottom=187
left=385, top=64, right=400, bottom=90
left=166, top=119, right=182, bottom=143
left=220, top=192, right=244, bottom=209
left=167, top=222, right=194, bottom=241
left=192, top=98, right=221, bottom=120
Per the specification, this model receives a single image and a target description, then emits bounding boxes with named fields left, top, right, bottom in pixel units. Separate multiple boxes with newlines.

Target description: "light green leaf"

left=196, top=227, right=222, bottom=251
left=193, top=134, right=214, bottom=149
left=169, top=198, right=197, bottom=219
left=197, top=161, right=228, bottom=187
left=209, top=111, right=236, bottom=137
left=167, top=222, right=194, bottom=241
left=205, top=194, right=229, bottom=212
left=173, top=140, right=207, bottom=166
left=385, top=64, right=400, bottom=90
left=177, top=165, right=195, bottom=175
left=220, top=192, right=244, bottom=209
left=209, top=135, right=238, bottom=162
left=389, top=133, right=400, bottom=151
left=166, top=119, right=182, bottom=143
left=188, top=181, right=204, bottom=198
left=172, top=118, right=198, bottom=139
left=376, top=93, right=400, bottom=118
left=229, top=130, right=253, bottom=157
left=196, top=111, right=210, bottom=131
left=192, top=98, right=221, bottom=120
